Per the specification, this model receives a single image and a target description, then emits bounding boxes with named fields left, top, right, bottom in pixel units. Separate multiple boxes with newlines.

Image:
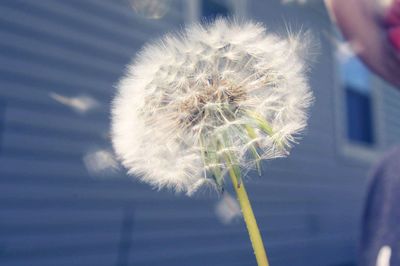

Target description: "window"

left=333, top=36, right=386, bottom=162
left=185, top=0, right=246, bottom=23
left=340, top=57, right=375, bottom=145
left=201, top=0, right=231, bottom=19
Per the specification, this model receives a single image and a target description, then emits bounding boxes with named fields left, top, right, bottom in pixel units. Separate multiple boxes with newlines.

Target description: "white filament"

left=111, top=19, right=314, bottom=194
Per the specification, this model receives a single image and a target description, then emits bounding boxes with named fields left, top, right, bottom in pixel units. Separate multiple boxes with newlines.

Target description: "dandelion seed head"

left=111, top=18, right=314, bottom=195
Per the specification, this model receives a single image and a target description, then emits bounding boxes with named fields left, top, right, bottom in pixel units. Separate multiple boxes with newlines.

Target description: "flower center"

left=178, top=79, right=247, bottom=129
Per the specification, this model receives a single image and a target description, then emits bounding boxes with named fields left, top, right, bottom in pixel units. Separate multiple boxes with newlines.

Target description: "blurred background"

left=0, top=0, right=399, bottom=266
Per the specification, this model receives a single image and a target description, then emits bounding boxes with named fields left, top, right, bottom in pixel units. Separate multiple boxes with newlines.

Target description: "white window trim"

left=184, top=0, right=247, bottom=23
left=332, top=34, right=387, bottom=163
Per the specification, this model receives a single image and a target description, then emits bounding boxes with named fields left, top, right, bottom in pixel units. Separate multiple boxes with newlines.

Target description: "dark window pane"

left=202, top=0, right=230, bottom=19
left=345, top=87, right=374, bottom=144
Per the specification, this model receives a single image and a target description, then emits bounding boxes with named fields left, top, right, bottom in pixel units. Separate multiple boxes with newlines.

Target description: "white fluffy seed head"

left=111, top=18, right=314, bottom=195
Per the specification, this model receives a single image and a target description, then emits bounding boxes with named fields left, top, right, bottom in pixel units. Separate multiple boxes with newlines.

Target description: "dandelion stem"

left=228, top=168, right=270, bottom=266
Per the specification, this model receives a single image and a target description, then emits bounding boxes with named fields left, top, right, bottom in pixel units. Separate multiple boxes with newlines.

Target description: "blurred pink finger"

left=326, top=0, right=400, bottom=87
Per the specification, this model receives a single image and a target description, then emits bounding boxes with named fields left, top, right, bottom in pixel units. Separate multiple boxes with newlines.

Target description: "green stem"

left=228, top=168, right=270, bottom=266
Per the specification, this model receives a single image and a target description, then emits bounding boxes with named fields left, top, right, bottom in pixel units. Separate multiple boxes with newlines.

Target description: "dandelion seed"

left=129, top=0, right=170, bottom=19
left=83, top=149, right=119, bottom=177
left=50, top=93, right=100, bottom=114
left=215, top=192, right=242, bottom=224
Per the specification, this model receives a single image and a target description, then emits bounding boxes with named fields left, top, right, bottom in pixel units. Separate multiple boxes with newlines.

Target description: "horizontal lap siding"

left=382, top=85, right=400, bottom=146
left=0, top=1, right=380, bottom=266
left=0, top=1, right=184, bottom=266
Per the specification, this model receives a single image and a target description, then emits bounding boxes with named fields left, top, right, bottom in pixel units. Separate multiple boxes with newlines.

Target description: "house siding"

left=0, top=1, right=399, bottom=266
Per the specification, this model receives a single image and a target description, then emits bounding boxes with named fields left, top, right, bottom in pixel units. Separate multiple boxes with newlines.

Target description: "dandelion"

left=111, top=18, right=314, bottom=266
